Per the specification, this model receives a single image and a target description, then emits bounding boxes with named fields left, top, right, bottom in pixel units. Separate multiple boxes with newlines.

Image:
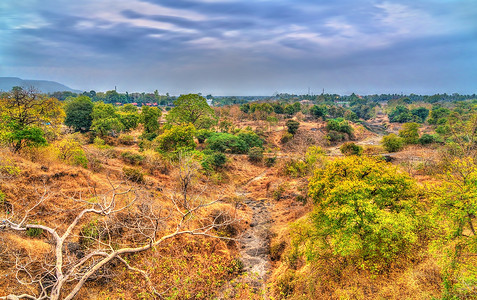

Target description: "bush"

left=118, top=134, right=135, bottom=145
left=121, top=151, right=145, bottom=165
left=248, top=147, right=264, bottom=163
left=236, top=131, right=263, bottom=149
left=206, top=133, right=248, bottom=154
left=265, top=156, right=277, bottom=167
left=340, top=142, right=363, bottom=156
left=418, top=133, right=437, bottom=145
left=306, top=156, right=422, bottom=271
left=399, top=122, right=420, bottom=144
left=154, top=124, right=196, bottom=153
left=280, top=132, right=293, bottom=144
left=196, top=129, right=213, bottom=144
left=326, top=118, right=353, bottom=135
left=326, top=130, right=345, bottom=143
left=201, top=152, right=227, bottom=171
left=286, top=120, right=300, bottom=135
left=26, top=223, right=43, bottom=238
left=382, top=133, right=405, bottom=152
left=122, top=167, right=145, bottom=183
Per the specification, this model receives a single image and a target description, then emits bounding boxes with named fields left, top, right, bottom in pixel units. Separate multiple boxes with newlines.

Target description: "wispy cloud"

left=1, top=0, right=476, bottom=95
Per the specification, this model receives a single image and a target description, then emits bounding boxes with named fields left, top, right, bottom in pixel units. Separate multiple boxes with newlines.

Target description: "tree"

left=399, top=122, right=420, bottom=144
left=90, top=102, right=124, bottom=137
left=382, top=133, right=405, bottom=152
left=154, top=124, right=196, bottom=153
left=0, top=175, right=236, bottom=299
left=286, top=120, right=300, bottom=135
left=305, top=156, right=421, bottom=271
left=310, top=105, right=327, bottom=119
left=140, top=106, right=162, bottom=140
left=166, top=94, right=216, bottom=129
left=64, top=96, right=94, bottom=132
left=431, top=158, right=477, bottom=295
left=0, top=87, right=64, bottom=152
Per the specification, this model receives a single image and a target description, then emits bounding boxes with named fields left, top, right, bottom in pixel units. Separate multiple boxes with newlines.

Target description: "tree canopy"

left=166, top=94, right=216, bottom=129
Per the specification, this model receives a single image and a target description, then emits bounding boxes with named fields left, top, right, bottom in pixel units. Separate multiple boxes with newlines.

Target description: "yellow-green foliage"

left=54, top=135, right=88, bottom=167
left=430, top=157, right=477, bottom=297
left=303, top=156, right=422, bottom=271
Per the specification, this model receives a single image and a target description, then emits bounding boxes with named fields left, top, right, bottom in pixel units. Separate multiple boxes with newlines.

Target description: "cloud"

left=1, top=0, right=476, bottom=95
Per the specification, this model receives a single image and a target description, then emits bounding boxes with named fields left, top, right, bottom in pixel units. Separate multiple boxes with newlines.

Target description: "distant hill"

left=0, top=77, right=82, bottom=94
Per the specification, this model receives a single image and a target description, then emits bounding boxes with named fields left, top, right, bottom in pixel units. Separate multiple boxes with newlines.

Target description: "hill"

left=0, top=77, right=82, bottom=93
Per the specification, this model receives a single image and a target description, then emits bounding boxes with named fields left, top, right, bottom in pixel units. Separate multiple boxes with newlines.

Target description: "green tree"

left=90, top=102, right=124, bottom=137
left=305, top=156, right=421, bottom=271
left=431, top=157, right=477, bottom=296
left=0, top=87, right=64, bottom=152
left=64, top=96, right=94, bottom=132
left=310, top=105, right=327, bottom=119
left=166, top=94, right=216, bottom=129
left=382, top=133, right=405, bottom=152
left=154, top=124, right=196, bottom=152
left=140, top=106, right=162, bottom=140
left=399, top=122, right=420, bottom=144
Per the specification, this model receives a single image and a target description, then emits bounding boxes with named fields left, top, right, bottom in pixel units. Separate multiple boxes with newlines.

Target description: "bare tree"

left=0, top=171, right=236, bottom=299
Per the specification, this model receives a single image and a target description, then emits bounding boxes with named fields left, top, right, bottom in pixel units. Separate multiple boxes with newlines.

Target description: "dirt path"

left=219, top=171, right=272, bottom=298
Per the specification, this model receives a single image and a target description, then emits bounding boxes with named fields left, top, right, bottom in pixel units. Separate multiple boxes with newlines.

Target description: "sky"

left=1, top=0, right=476, bottom=96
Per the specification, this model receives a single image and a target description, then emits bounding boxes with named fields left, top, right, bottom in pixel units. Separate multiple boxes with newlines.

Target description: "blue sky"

left=1, top=0, right=476, bottom=95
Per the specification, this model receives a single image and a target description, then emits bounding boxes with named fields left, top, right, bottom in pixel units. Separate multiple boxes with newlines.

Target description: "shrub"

left=382, top=133, right=405, bottom=152
left=55, top=137, right=88, bottom=168
left=201, top=152, right=227, bottom=171
left=206, top=133, right=248, bottom=154
left=326, top=130, right=345, bottom=143
left=340, top=142, right=363, bottom=156
left=121, top=151, right=145, bottom=165
left=326, top=118, right=353, bottom=135
left=305, top=156, right=422, bottom=271
left=248, top=147, right=264, bottom=163
left=280, top=132, right=293, bottom=144
left=196, top=129, right=213, bottom=144
left=286, top=120, right=300, bottom=135
left=122, top=167, right=145, bottom=183
left=237, top=131, right=263, bottom=149
left=418, top=133, right=437, bottom=145
left=399, top=122, right=420, bottom=144
left=118, top=134, right=135, bottom=145
left=265, top=156, right=277, bottom=167
left=26, top=223, right=43, bottom=238
left=154, top=124, right=196, bottom=153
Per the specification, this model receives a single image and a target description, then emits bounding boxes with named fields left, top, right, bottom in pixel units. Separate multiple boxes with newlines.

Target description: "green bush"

left=26, top=223, right=43, bottom=238
left=201, top=152, right=227, bottom=171
left=326, top=130, right=345, bottom=142
left=340, top=142, right=363, bottom=156
left=418, top=133, right=437, bottom=145
left=206, top=133, right=248, bottom=154
left=121, top=151, right=145, bottom=165
left=382, top=133, right=405, bottom=152
left=286, top=120, right=300, bottom=135
left=248, top=147, right=264, bottom=163
left=237, top=131, right=264, bottom=149
left=326, top=118, right=353, bottom=135
left=399, top=122, right=420, bottom=144
left=196, top=129, right=213, bottom=144
left=122, top=167, right=145, bottom=183
left=154, top=124, right=196, bottom=153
